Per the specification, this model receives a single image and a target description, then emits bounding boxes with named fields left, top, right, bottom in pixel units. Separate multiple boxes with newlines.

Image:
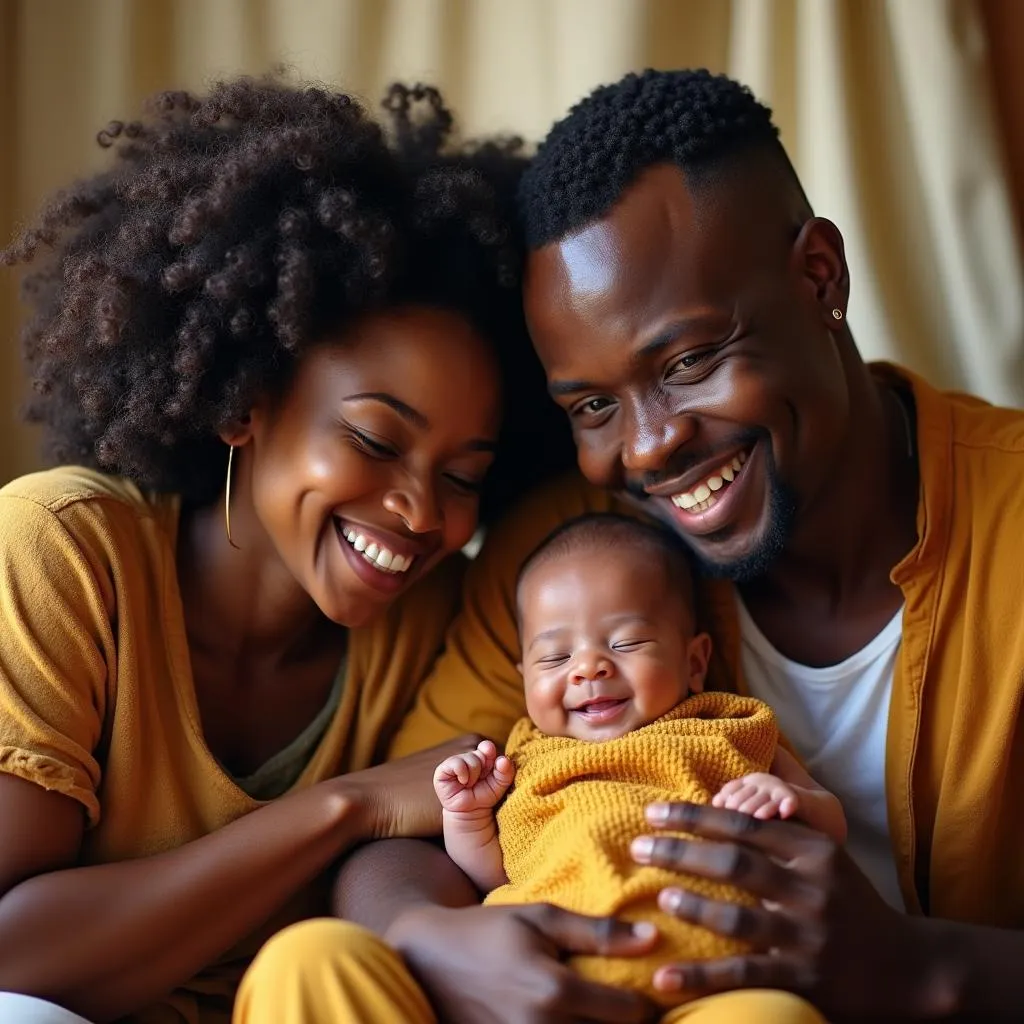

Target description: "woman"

left=0, top=76, right=569, bottom=1024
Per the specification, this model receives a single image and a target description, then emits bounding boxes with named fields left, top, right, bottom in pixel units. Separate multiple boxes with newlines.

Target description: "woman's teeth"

left=671, top=450, right=748, bottom=514
left=340, top=526, right=413, bottom=574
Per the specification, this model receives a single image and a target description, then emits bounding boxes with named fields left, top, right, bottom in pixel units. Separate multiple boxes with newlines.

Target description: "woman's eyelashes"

left=445, top=473, right=484, bottom=495
left=347, top=423, right=398, bottom=458
left=347, top=422, right=487, bottom=496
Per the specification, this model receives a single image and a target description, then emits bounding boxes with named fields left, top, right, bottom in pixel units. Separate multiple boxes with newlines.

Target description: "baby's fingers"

left=492, top=755, right=516, bottom=786
left=777, top=795, right=798, bottom=819
left=458, top=750, right=486, bottom=786
left=716, top=783, right=759, bottom=810
left=711, top=780, right=744, bottom=808
left=752, top=797, right=784, bottom=819
left=475, top=739, right=498, bottom=763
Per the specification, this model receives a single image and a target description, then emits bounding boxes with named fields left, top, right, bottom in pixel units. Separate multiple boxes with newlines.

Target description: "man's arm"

left=333, top=837, right=480, bottom=936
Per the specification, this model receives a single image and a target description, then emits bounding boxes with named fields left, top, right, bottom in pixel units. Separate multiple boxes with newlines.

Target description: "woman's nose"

left=382, top=476, right=442, bottom=534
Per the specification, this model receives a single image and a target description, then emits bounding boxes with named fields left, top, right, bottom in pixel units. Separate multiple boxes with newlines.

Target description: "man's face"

left=523, top=163, right=852, bottom=581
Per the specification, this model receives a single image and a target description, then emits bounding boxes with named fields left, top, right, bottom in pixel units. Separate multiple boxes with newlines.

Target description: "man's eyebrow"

left=546, top=322, right=691, bottom=398
left=548, top=379, right=592, bottom=398
left=343, top=392, right=428, bottom=429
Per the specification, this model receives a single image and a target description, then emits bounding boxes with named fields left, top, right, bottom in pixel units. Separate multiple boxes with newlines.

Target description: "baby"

left=434, top=513, right=846, bottom=1020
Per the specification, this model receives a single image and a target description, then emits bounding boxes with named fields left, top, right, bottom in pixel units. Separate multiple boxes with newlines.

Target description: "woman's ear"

left=686, top=632, right=712, bottom=694
left=217, top=412, right=254, bottom=448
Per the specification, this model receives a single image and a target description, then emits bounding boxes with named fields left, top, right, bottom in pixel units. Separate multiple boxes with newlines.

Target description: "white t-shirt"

left=737, top=599, right=905, bottom=911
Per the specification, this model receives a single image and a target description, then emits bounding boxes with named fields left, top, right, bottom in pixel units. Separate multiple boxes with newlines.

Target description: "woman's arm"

left=0, top=740, right=464, bottom=1024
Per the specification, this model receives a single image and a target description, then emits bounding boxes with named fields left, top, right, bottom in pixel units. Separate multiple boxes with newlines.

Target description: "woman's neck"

left=176, top=495, right=342, bottom=671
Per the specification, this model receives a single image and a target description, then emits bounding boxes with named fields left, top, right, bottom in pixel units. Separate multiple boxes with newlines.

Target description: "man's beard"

left=690, top=472, right=797, bottom=582
left=626, top=439, right=798, bottom=584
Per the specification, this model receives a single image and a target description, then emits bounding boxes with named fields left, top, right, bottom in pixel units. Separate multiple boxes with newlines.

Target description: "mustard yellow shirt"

left=393, top=365, right=1024, bottom=927
left=0, top=466, right=465, bottom=1024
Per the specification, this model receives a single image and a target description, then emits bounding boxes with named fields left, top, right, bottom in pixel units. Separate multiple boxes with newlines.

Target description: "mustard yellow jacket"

left=393, top=365, right=1024, bottom=926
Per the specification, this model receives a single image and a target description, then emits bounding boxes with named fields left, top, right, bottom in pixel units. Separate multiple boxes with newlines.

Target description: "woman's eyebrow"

left=343, top=391, right=428, bottom=428
left=344, top=391, right=497, bottom=453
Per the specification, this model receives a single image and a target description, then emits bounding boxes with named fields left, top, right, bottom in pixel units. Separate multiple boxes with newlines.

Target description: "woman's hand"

left=387, top=902, right=660, bottom=1024
left=632, top=802, right=958, bottom=1021
left=339, top=735, right=485, bottom=840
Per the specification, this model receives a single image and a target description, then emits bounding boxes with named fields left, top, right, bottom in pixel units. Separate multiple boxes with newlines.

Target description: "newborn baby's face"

left=518, top=547, right=707, bottom=741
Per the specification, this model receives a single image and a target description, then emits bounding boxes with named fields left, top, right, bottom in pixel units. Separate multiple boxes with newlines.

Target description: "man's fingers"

left=645, top=801, right=833, bottom=861
left=652, top=952, right=815, bottom=997
left=656, top=888, right=803, bottom=950
left=521, top=903, right=659, bottom=957
left=551, top=965, right=658, bottom=1023
left=632, top=832, right=810, bottom=903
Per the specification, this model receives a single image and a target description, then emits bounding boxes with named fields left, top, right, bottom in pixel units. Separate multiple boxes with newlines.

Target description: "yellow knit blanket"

left=485, top=691, right=777, bottom=1007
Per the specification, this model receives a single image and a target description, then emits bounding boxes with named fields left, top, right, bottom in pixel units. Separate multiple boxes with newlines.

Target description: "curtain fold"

left=2, top=0, right=1021, bottom=482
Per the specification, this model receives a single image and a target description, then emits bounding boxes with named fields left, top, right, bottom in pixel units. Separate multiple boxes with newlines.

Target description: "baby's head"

left=515, top=513, right=711, bottom=741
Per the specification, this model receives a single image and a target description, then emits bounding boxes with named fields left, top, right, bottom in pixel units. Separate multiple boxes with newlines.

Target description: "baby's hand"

left=433, top=740, right=515, bottom=814
left=712, top=772, right=800, bottom=820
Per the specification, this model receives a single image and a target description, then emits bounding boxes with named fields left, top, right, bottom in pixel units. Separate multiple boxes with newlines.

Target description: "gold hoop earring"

left=225, top=445, right=241, bottom=549
left=831, top=308, right=844, bottom=321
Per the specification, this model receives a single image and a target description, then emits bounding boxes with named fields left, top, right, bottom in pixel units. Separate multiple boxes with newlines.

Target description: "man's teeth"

left=340, top=527, right=413, bottom=573
left=671, top=451, right=748, bottom=513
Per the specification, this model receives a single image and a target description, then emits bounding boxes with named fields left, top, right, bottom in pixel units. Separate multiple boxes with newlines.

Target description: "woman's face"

left=240, top=306, right=501, bottom=627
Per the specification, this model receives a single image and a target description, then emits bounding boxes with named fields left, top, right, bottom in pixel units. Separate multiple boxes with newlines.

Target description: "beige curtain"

left=2, top=0, right=1022, bottom=484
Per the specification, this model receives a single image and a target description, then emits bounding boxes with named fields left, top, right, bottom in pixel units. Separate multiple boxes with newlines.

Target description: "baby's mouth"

left=570, top=697, right=630, bottom=722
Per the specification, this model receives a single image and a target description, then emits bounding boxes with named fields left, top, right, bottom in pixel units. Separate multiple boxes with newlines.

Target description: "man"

left=263, top=70, right=1024, bottom=1022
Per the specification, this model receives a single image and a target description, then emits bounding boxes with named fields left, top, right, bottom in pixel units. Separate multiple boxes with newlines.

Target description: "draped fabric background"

left=1, top=0, right=1022, bottom=483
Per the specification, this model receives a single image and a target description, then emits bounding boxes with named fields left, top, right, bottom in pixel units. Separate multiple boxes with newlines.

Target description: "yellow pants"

left=234, top=918, right=826, bottom=1024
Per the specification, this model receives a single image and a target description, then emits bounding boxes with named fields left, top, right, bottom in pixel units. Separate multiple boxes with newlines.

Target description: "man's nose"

left=621, top=403, right=697, bottom=476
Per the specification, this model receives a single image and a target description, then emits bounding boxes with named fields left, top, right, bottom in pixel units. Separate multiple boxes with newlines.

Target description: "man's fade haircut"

left=518, top=68, right=805, bottom=249
left=515, top=512, right=695, bottom=622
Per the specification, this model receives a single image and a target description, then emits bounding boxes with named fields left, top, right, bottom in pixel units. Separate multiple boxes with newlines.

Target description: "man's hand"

left=631, top=802, right=960, bottom=1022
left=387, top=902, right=660, bottom=1024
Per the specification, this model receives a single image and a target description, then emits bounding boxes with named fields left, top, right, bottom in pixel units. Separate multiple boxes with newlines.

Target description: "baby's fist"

left=712, top=772, right=800, bottom=820
left=433, top=740, right=515, bottom=813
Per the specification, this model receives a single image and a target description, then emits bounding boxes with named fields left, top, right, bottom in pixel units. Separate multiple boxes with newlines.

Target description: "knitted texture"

left=486, top=692, right=777, bottom=1007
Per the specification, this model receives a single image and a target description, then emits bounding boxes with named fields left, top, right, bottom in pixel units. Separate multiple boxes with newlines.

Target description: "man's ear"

left=793, top=216, right=850, bottom=331
left=686, top=632, right=712, bottom=694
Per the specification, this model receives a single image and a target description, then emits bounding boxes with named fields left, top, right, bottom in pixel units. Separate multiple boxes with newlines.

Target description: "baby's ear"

left=686, top=632, right=712, bottom=694
left=515, top=663, right=523, bottom=676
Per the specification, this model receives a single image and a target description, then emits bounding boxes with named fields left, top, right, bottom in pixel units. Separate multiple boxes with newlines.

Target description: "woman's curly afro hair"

left=2, top=74, right=574, bottom=516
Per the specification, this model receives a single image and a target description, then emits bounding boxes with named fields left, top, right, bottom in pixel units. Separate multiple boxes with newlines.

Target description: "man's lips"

left=641, top=444, right=753, bottom=501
